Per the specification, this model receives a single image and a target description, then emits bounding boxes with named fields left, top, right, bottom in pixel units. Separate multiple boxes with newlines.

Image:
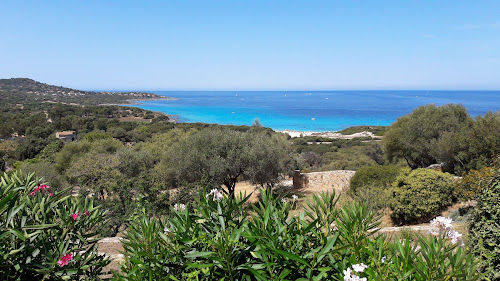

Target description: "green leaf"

left=185, top=250, right=214, bottom=258
left=9, top=229, right=25, bottom=241
left=22, top=223, right=58, bottom=230
left=186, top=263, right=215, bottom=269
left=274, top=249, right=310, bottom=267
left=6, top=203, right=25, bottom=226
left=240, top=265, right=268, bottom=281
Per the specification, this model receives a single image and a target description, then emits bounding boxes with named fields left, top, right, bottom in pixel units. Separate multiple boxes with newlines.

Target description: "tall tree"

left=383, top=104, right=471, bottom=173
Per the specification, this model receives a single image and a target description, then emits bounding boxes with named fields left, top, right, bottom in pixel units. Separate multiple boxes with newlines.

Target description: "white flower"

left=207, top=189, right=224, bottom=201
left=292, top=194, right=298, bottom=201
left=174, top=203, right=186, bottom=212
left=281, top=198, right=287, bottom=203
left=429, top=216, right=464, bottom=246
left=164, top=227, right=170, bottom=234
left=427, top=228, right=439, bottom=236
left=343, top=268, right=352, bottom=280
left=352, top=263, right=368, bottom=272
left=343, top=267, right=367, bottom=281
left=430, top=216, right=452, bottom=231
left=447, top=230, right=463, bottom=245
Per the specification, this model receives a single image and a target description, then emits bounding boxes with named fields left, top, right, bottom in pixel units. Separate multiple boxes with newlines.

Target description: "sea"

left=124, top=90, right=500, bottom=132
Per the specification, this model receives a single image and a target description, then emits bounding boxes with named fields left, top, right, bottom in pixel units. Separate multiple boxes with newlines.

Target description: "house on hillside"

left=55, top=131, right=77, bottom=142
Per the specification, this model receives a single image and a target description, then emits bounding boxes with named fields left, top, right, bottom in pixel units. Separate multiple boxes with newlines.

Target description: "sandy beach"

left=277, top=130, right=381, bottom=140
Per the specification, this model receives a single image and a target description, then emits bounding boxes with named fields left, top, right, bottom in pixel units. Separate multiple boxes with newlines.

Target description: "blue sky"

left=1, top=1, right=499, bottom=90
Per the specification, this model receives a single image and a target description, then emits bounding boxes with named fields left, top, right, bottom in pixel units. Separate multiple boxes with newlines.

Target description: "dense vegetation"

left=0, top=172, right=109, bottom=280
left=468, top=165, right=500, bottom=280
left=118, top=188, right=481, bottom=280
left=349, top=165, right=408, bottom=210
left=168, top=127, right=295, bottom=197
left=292, top=137, right=385, bottom=171
left=383, top=104, right=500, bottom=174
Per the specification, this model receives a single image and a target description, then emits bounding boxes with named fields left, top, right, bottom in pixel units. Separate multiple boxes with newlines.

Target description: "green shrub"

left=468, top=170, right=500, bottom=280
left=453, top=167, right=495, bottom=201
left=350, top=165, right=406, bottom=194
left=390, top=168, right=454, bottom=224
left=82, top=132, right=112, bottom=142
left=0, top=172, right=109, bottom=280
left=349, top=165, right=407, bottom=210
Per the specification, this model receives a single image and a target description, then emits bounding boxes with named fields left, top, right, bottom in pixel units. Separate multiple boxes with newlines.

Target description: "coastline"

left=100, top=96, right=179, bottom=106
left=124, top=96, right=179, bottom=105
left=277, top=129, right=381, bottom=139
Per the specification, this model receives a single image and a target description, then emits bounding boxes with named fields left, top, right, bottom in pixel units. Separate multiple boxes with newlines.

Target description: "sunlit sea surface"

left=124, top=90, right=500, bottom=132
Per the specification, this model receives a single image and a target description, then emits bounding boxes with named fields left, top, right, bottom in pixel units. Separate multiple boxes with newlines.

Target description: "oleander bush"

left=0, top=171, right=110, bottom=280
left=468, top=170, right=500, bottom=280
left=116, top=187, right=481, bottom=280
left=390, top=168, right=454, bottom=225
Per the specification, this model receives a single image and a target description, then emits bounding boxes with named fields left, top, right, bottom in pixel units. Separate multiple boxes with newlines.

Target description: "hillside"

left=0, top=78, right=170, bottom=106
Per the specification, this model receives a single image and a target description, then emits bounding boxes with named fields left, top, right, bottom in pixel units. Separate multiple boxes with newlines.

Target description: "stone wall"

left=293, top=170, right=356, bottom=193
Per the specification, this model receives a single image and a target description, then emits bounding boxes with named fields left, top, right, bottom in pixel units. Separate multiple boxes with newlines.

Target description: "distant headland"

left=0, top=78, right=175, bottom=106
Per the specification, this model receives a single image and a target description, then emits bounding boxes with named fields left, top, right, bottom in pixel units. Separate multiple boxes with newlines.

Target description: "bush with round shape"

left=390, top=168, right=454, bottom=225
left=0, top=172, right=109, bottom=280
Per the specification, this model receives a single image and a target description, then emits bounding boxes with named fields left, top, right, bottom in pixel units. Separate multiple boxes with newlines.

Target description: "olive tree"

left=383, top=104, right=471, bottom=173
left=168, top=128, right=294, bottom=197
left=245, top=132, right=294, bottom=189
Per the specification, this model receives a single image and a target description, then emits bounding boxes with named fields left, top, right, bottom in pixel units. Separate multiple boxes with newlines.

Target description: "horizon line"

left=86, top=88, right=500, bottom=92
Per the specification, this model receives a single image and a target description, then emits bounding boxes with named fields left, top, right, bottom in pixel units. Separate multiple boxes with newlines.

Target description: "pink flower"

left=30, top=185, right=51, bottom=196
left=85, top=210, right=90, bottom=216
left=71, top=213, right=79, bottom=220
left=49, top=193, right=53, bottom=197
left=57, top=253, right=73, bottom=267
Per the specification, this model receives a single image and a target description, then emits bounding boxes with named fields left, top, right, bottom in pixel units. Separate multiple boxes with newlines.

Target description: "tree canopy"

left=168, top=127, right=294, bottom=197
left=383, top=104, right=471, bottom=173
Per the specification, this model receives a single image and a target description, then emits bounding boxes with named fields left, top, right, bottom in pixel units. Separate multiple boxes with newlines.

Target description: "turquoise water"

left=126, top=90, right=500, bottom=131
